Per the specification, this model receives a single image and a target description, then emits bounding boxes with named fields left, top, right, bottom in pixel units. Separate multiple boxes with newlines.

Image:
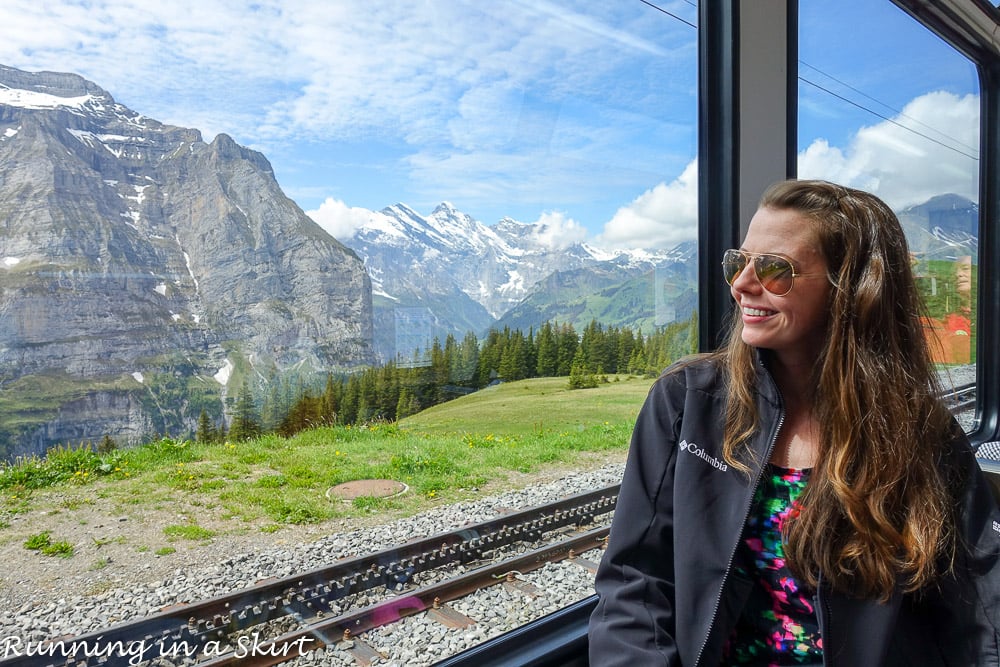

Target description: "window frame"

left=697, top=0, right=1000, bottom=447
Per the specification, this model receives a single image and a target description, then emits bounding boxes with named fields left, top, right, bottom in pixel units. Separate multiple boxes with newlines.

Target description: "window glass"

left=0, top=5, right=700, bottom=657
left=305, top=1, right=703, bottom=388
left=0, top=3, right=698, bottom=447
left=798, top=0, right=981, bottom=431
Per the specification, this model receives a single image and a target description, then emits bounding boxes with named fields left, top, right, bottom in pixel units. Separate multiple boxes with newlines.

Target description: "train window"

left=0, top=2, right=699, bottom=454
left=798, top=0, right=981, bottom=432
left=1, top=2, right=701, bottom=664
left=276, top=2, right=702, bottom=368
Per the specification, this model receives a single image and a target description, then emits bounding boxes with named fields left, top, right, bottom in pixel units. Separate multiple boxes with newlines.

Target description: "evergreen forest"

left=202, top=315, right=698, bottom=443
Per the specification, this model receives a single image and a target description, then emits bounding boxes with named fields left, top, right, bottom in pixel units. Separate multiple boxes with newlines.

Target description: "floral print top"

left=723, top=464, right=823, bottom=666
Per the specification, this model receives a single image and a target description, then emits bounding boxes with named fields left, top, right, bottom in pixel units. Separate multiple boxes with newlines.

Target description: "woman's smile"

left=742, top=305, right=777, bottom=318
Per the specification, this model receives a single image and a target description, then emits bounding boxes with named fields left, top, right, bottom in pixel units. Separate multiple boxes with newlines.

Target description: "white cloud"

left=0, top=0, right=657, bottom=146
left=528, top=211, right=588, bottom=249
left=0, top=1, right=696, bottom=230
left=598, top=158, right=698, bottom=250
left=306, top=198, right=376, bottom=241
left=798, top=91, right=979, bottom=209
left=593, top=91, right=978, bottom=253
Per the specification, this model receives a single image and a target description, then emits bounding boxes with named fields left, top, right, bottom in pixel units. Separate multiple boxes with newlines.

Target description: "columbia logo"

left=993, top=520, right=1000, bottom=536
left=678, top=439, right=728, bottom=472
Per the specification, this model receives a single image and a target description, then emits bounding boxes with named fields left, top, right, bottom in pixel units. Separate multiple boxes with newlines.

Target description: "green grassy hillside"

left=402, top=375, right=655, bottom=436
left=1, top=376, right=657, bottom=546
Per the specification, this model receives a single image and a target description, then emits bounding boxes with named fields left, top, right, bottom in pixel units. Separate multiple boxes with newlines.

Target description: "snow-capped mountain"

left=339, top=190, right=979, bottom=363
left=350, top=201, right=675, bottom=316
left=340, top=202, right=687, bottom=361
left=898, top=193, right=978, bottom=259
left=0, top=64, right=372, bottom=456
left=493, top=240, right=698, bottom=335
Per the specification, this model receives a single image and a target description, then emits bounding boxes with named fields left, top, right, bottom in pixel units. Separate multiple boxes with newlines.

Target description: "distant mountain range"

left=898, top=193, right=978, bottom=259
left=339, top=190, right=978, bottom=362
left=341, top=203, right=697, bottom=361
left=0, top=62, right=981, bottom=455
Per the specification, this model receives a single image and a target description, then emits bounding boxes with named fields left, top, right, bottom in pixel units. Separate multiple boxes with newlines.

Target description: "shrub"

left=24, top=531, right=74, bottom=558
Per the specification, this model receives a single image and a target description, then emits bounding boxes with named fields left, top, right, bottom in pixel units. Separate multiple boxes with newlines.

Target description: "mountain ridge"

left=340, top=190, right=978, bottom=362
left=0, top=64, right=374, bottom=457
left=339, top=200, right=686, bottom=360
left=0, top=62, right=981, bottom=454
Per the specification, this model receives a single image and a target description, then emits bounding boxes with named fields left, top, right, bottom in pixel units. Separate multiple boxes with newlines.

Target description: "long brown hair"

left=721, top=179, right=956, bottom=601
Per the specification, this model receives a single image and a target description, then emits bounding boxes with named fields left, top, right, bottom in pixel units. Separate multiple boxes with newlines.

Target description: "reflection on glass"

left=798, top=0, right=981, bottom=429
left=0, top=3, right=700, bottom=453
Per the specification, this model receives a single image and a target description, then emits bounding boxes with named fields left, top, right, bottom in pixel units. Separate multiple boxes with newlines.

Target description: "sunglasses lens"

left=722, top=250, right=796, bottom=295
left=754, top=254, right=794, bottom=295
left=721, top=250, right=746, bottom=285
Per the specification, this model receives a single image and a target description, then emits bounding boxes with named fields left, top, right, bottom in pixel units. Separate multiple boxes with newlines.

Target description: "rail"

left=200, top=528, right=608, bottom=667
left=0, top=485, right=618, bottom=667
left=941, top=381, right=977, bottom=414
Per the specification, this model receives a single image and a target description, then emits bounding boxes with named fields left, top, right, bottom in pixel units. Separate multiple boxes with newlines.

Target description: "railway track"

left=942, top=381, right=977, bottom=414
left=200, top=527, right=608, bottom=667
left=0, top=485, right=617, bottom=667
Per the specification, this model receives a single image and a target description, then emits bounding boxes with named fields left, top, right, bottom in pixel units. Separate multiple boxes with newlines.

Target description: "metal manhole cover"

left=325, top=479, right=408, bottom=501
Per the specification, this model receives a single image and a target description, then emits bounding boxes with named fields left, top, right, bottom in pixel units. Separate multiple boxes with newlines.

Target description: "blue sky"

left=0, top=0, right=981, bottom=249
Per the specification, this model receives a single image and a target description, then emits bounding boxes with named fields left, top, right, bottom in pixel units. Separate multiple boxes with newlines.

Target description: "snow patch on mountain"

left=0, top=86, right=94, bottom=110
left=333, top=201, right=677, bottom=321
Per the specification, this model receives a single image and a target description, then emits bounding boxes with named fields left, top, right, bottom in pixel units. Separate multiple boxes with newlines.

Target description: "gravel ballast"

left=0, top=462, right=625, bottom=666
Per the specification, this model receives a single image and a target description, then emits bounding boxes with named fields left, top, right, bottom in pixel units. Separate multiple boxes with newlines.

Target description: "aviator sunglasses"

left=721, top=249, right=822, bottom=296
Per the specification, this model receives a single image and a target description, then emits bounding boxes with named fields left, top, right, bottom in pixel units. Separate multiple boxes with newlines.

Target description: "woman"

left=588, top=179, right=1000, bottom=666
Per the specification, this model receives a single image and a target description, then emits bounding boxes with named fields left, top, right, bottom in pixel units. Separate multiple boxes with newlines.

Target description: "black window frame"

left=698, top=0, right=1000, bottom=448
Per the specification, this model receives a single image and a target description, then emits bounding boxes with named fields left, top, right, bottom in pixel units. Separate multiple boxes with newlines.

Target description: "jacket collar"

left=752, top=347, right=784, bottom=410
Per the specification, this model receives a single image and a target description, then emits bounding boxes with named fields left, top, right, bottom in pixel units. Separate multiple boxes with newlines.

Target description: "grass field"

left=402, top=374, right=654, bottom=436
left=0, top=375, right=655, bottom=541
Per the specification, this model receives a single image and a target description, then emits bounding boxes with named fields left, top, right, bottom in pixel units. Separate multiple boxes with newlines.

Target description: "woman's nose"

left=730, top=260, right=760, bottom=293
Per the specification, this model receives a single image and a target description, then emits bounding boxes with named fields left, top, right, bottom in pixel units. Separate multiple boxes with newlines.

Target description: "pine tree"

left=556, top=323, right=578, bottom=376
left=580, top=319, right=609, bottom=374
left=97, top=434, right=117, bottom=454
left=477, top=328, right=505, bottom=386
left=525, top=327, right=537, bottom=378
left=260, top=374, right=283, bottom=432
left=430, top=338, right=449, bottom=402
left=321, top=374, right=338, bottom=424
left=453, top=331, right=480, bottom=387
left=229, top=381, right=262, bottom=442
left=535, top=322, right=558, bottom=376
left=196, top=408, right=216, bottom=443
left=340, top=375, right=360, bottom=425
left=498, top=330, right=530, bottom=381
left=568, top=347, right=599, bottom=389
left=396, top=386, right=420, bottom=419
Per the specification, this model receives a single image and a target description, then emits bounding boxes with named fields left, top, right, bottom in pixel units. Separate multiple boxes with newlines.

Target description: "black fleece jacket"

left=588, top=356, right=1000, bottom=667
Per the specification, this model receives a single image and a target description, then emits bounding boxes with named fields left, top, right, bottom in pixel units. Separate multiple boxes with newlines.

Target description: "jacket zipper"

left=691, top=410, right=784, bottom=667
left=814, top=573, right=831, bottom=667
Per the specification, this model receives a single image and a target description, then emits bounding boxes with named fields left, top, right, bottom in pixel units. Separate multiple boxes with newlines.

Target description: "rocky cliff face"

left=0, top=65, right=373, bottom=457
